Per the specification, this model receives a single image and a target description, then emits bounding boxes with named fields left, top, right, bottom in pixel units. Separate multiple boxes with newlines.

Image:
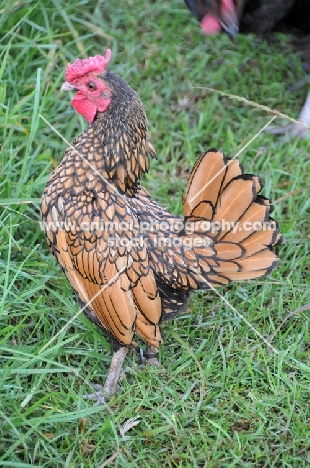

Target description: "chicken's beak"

left=222, top=25, right=239, bottom=44
left=219, top=6, right=240, bottom=43
left=220, top=21, right=239, bottom=42
left=61, top=82, right=76, bottom=91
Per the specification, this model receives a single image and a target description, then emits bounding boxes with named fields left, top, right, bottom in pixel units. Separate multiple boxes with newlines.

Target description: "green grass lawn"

left=1, top=0, right=310, bottom=466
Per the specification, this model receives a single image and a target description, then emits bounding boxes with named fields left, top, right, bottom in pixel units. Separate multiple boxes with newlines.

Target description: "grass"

left=0, top=0, right=310, bottom=466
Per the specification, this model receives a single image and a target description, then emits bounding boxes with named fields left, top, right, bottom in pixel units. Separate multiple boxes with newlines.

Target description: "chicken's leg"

left=267, top=92, right=310, bottom=140
left=84, top=347, right=128, bottom=405
left=141, top=343, right=159, bottom=366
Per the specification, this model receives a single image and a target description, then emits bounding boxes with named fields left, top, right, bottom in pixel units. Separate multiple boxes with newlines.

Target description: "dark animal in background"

left=185, top=0, right=310, bottom=139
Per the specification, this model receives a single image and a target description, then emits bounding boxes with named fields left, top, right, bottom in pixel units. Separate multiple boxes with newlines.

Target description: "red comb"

left=65, top=49, right=112, bottom=82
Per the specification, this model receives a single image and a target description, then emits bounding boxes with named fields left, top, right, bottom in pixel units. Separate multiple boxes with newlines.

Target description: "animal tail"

left=182, top=150, right=282, bottom=287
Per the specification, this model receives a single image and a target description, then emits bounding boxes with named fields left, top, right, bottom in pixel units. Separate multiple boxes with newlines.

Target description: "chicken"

left=185, top=0, right=310, bottom=39
left=185, top=0, right=310, bottom=139
left=184, top=0, right=243, bottom=38
left=41, top=49, right=281, bottom=402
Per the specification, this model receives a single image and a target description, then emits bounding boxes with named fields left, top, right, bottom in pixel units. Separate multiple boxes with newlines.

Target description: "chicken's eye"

left=87, top=81, right=97, bottom=91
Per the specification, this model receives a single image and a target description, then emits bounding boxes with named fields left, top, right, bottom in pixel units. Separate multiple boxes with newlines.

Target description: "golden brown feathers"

left=40, top=56, right=282, bottom=399
left=41, top=146, right=281, bottom=350
left=41, top=60, right=281, bottom=354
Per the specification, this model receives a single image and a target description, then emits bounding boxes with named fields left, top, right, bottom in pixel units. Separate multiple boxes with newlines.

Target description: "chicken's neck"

left=74, top=74, right=157, bottom=196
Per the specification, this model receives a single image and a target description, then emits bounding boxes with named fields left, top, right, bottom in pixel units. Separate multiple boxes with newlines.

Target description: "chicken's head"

left=186, top=0, right=244, bottom=40
left=61, top=50, right=112, bottom=123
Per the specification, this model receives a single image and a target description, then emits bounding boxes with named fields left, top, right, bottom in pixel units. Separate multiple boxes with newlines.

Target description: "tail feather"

left=212, top=260, right=241, bottom=272
left=214, top=242, right=244, bottom=260
left=240, top=229, right=277, bottom=257
left=183, top=150, right=281, bottom=286
left=222, top=159, right=243, bottom=187
left=191, top=201, right=213, bottom=219
left=212, top=177, right=256, bottom=228
left=221, top=199, right=270, bottom=243
left=225, top=269, right=275, bottom=281
left=183, top=150, right=229, bottom=218
left=236, top=249, right=279, bottom=272
left=204, top=273, right=231, bottom=286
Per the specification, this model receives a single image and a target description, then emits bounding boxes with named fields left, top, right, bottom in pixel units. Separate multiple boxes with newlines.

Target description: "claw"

left=140, top=344, right=160, bottom=366
left=83, top=386, right=106, bottom=406
left=83, top=347, right=128, bottom=405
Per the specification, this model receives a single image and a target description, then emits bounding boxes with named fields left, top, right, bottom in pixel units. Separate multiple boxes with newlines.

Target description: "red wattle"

left=70, top=90, right=112, bottom=123
left=71, top=94, right=97, bottom=123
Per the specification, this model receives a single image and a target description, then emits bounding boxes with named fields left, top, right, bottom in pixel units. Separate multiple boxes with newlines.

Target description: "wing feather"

left=43, top=199, right=162, bottom=347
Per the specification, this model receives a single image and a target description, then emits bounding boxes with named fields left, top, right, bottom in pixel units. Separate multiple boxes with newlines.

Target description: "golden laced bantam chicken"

left=41, top=49, right=281, bottom=402
left=185, top=0, right=310, bottom=139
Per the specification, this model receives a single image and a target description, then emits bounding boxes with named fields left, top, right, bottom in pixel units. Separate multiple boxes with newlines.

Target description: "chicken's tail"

left=182, top=150, right=282, bottom=288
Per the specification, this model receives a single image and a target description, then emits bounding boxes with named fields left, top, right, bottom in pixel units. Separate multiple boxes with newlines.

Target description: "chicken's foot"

left=140, top=343, right=159, bottom=366
left=84, top=347, right=128, bottom=405
left=266, top=92, right=310, bottom=140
